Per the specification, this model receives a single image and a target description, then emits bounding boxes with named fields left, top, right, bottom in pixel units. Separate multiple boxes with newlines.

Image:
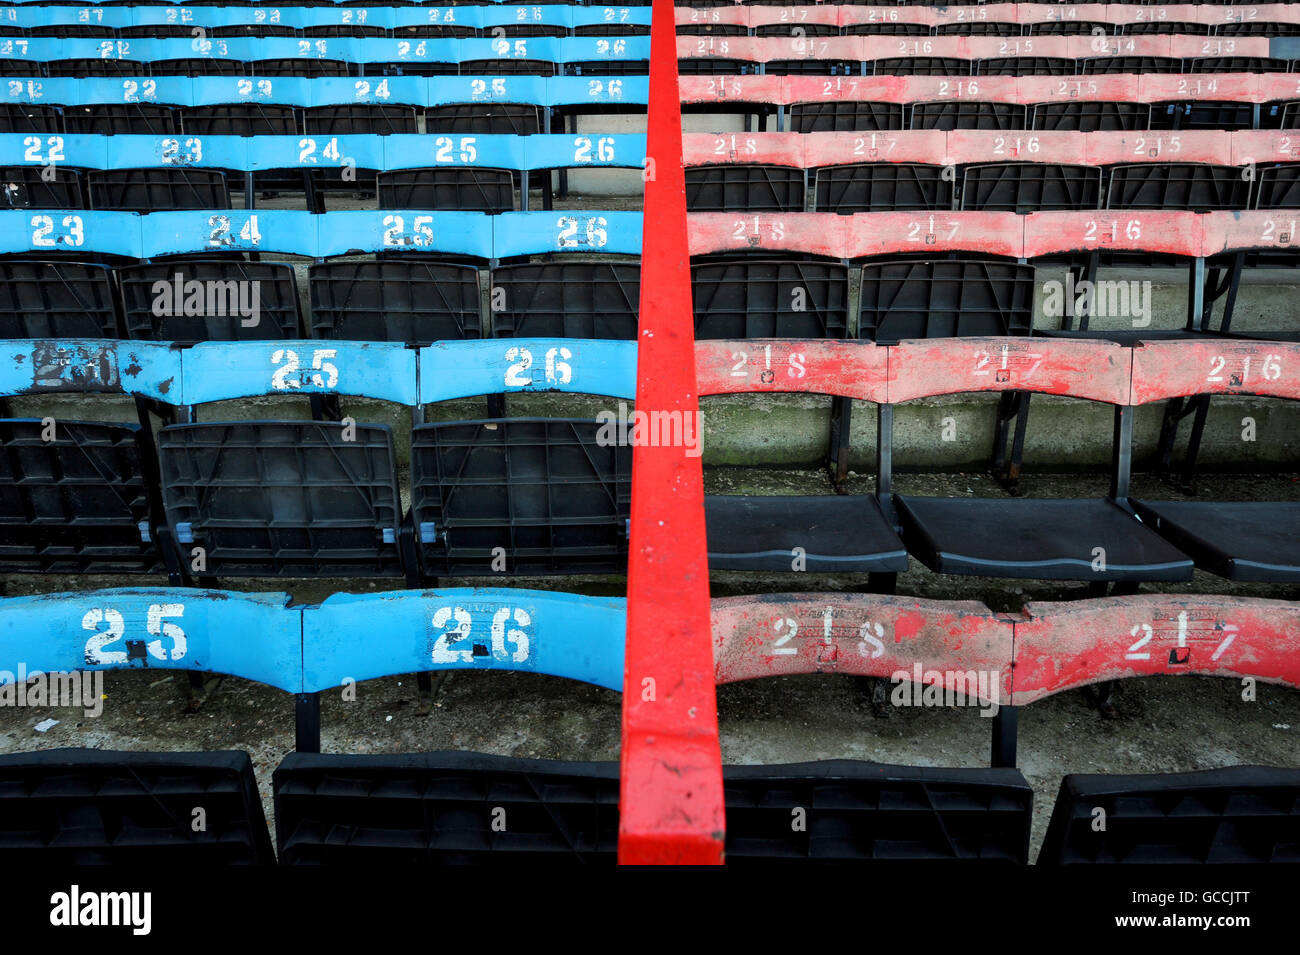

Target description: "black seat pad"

left=705, top=495, right=908, bottom=573
left=1133, top=500, right=1300, bottom=582
left=896, top=496, right=1194, bottom=581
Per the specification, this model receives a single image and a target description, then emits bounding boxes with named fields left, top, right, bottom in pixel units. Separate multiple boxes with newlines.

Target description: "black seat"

left=158, top=421, right=405, bottom=578
left=724, top=762, right=1033, bottom=863
left=685, top=166, right=805, bottom=213
left=1039, top=767, right=1300, bottom=864
left=895, top=497, right=1193, bottom=582
left=181, top=104, right=298, bottom=137
left=910, top=102, right=1026, bottom=131
left=813, top=164, right=951, bottom=212
left=274, top=752, right=620, bottom=864
left=0, top=749, right=274, bottom=865
left=1, top=166, right=84, bottom=209
left=705, top=495, right=908, bottom=573
left=410, top=418, right=631, bottom=576
left=425, top=104, right=540, bottom=135
left=118, top=260, right=301, bottom=343
left=1131, top=500, right=1300, bottom=583
left=0, top=105, right=62, bottom=134
left=1105, top=164, right=1249, bottom=212
left=310, top=258, right=481, bottom=345
left=858, top=258, right=1034, bottom=342
left=303, top=105, right=419, bottom=135
left=87, top=168, right=230, bottom=212
left=0, top=261, right=118, bottom=337
left=1030, top=102, right=1148, bottom=132
left=377, top=167, right=515, bottom=213
left=960, top=164, right=1102, bottom=212
left=789, top=102, right=904, bottom=133
left=693, top=258, right=849, bottom=338
left=0, top=418, right=161, bottom=574
left=490, top=261, right=638, bottom=338
left=64, top=104, right=178, bottom=135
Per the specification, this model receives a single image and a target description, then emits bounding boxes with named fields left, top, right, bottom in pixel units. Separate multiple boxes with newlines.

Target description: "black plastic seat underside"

left=1038, top=766, right=1300, bottom=865
left=1131, top=500, right=1300, bottom=583
left=895, top=496, right=1194, bottom=581
left=705, top=494, right=908, bottom=573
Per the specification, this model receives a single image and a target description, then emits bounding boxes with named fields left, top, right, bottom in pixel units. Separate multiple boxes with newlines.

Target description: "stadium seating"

left=0, top=0, right=1295, bottom=869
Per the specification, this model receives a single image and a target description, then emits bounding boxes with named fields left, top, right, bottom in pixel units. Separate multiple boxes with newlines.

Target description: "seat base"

left=1133, top=500, right=1300, bottom=582
left=705, top=494, right=908, bottom=573
left=896, top=496, right=1194, bottom=581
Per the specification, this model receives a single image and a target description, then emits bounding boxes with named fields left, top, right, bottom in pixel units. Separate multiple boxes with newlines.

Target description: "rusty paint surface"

left=1084, top=129, right=1232, bottom=166
left=1107, top=5, right=1218, bottom=27
left=695, top=339, right=889, bottom=402
left=1139, top=73, right=1262, bottom=104
left=846, top=210, right=1024, bottom=258
left=1231, top=129, right=1300, bottom=165
left=1011, top=595, right=1300, bottom=705
left=1168, top=35, right=1270, bottom=59
left=678, top=75, right=784, bottom=107
left=901, top=74, right=1021, bottom=104
left=1129, top=339, right=1300, bottom=404
left=888, top=336, right=1131, bottom=404
left=1201, top=209, right=1300, bottom=257
left=689, top=211, right=847, bottom=257
left=802, top=129, right=947, bottom=167
left=1022, top=210, right=1203, bottom=257
left=712, top=593, right=1014, bottom=705
left=757, top=35, right=867, bottom=64
left=620, top=0, right=724, bottom=866
left=843, top=6, right=943, bottom=28
left=966, top=36, right=1070, bottom=60
left=675, top=6, right=747, bottom=28
left=677, top=34, right=764, bottom=63
left=1016, top=74, right=1139, bottom=104
left=682, top=132, right=803, bottom=168
left=785, top=74, right=909, bottom=106
left=750, top=6, right=841, bottom=29
left=947, top=129, right=1083, bottom=165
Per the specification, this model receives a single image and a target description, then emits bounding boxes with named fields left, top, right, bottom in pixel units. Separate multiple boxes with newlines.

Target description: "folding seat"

left=116, top=209, right=309, bottom=343
left=1096, top=130, right=1248, bottom=212
left=1187, top=56, right=1291, bottom=72
left=160, top=419, right=407, bottom=578
left=309, top=209, right=493, bottom=344
left=1127, top=337, right=1300, bottom=578
left=711, top=593, right=1033, bottom=861
left=789, top=101, right=906, bottom=133
left=303, top=104, right=419, bottom=135
left=490, top=261, right=639, bottom=338
left=425, top=77, right=547, bottom=135
left=303, top=24, right=389, bottom=39
left=683, top=133, right=805, bottom=213
left=65, top=104, right=180, bottom=136
left=0, top=105, right=63, bottom=135
left=805, top=129, right=952, bottom=212
left=974, top=57, right=1075, bottom=76
left=911, top=101, right=1027, bottom=131
left=957, top=130, right=1102, bottom=212
left=0, top=166, right=84, bottom=209
left=1146, top=75, right=1260, bottom=131
left=870, top=57, right=969, bottom=76
left=251, top=58, right=352, bottom=77
left=696, top=339, right=909, bottom=576
left=181, top=105, right=297, bottom=137
left=1219, top=21, right=1300, bottom=37
left=690, top=213, right=850, bottom=339
left=677, top=35, right=762, bottom=75
left=87, top=169, right=231, bottom=213
left=0, top=319, right=179, bottom=574
left=1029, top=103, right=1149, bottom=132
left=276, top=589, right=626, bottom=862
left=1080, top=56, right=1182, bottom=73
left=675, top=5, right=749, bottom=38
left=1028, top=21, right=1110, bottom=36
left=1040, top=768, right=1300, bottom=864
left=0, top=749, right=276, bottom=864
left=0, top=260, right=117, bottom=337
left=852, top=211, right=1034, bottom=341
left=887, top=337, right=1194, bottom=589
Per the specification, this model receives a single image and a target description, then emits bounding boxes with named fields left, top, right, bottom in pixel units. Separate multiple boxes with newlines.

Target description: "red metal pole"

left=618, top=0, right=725, bottom=864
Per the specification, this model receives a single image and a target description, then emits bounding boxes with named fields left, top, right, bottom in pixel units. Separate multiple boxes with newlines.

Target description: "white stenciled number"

left=490, top=607, right=531, bottom=663
left=83, top=608, right=128, bottom=665
left=772, top=617, right=798, bottom=655
left=146, top=603, right=187, bottom=662
left=430, top=606, right=474, bottom=663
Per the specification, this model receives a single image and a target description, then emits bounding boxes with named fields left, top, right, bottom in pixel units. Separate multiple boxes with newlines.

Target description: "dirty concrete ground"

left=1, top=466, right=1295, bottom=862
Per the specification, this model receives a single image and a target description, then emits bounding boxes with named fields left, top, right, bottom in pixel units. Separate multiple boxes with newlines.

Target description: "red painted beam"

left=618, top=0, right=725, bottom=866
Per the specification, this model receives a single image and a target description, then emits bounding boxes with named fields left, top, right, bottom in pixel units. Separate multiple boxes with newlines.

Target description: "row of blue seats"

left=1, top=131, right=645, bottom=171
left=0, top=337, right=635, bottom=404
left=0, top=586, right=623, bottom=694
left=0, top=73, right=646, bottom=107
left=0, top=35, right=649, bottom=65
left=0, top=5, right=649, bottom=30
left=0, top=208, right=641, bottom=257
